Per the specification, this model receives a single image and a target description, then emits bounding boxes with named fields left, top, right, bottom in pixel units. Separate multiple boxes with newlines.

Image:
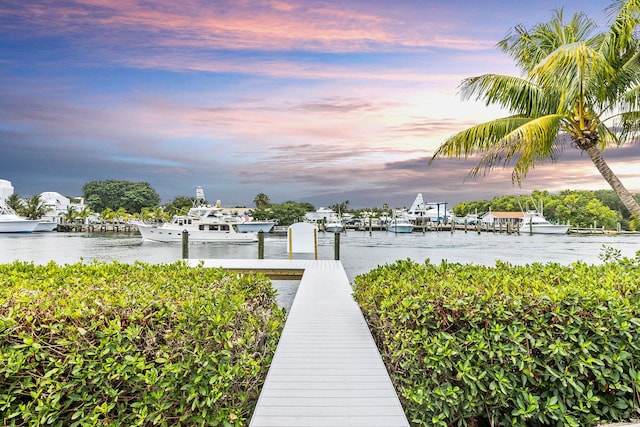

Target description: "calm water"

left=1, top=229, right=639, bottom=281
left=2, top=230, right=638, bottom=312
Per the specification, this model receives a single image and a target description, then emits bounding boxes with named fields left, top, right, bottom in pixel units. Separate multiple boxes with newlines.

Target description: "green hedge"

left=0, top=261, right=285, bottom=426
left=353, top=255, right=640, bottom=426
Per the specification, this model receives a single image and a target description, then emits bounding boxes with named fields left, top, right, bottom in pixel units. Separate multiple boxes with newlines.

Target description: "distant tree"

left=83, top=180, right=160, bottom=213
left=63, top=206, right=77, bottom=224
left=164, top=196, right=197, bottom=216
left=452, top=200, right=492, bottom=216
left=249, top=207, right=272, bottom=221
left=253, top=193, right=271, bottom=209
left=555, top=190, right=619, bottom=229
left=22, top=195, right=51, bottom=219
left=453, top=189, right=622, bottom=229
left=330, top=200, right=350, bottom=214
left=139, top=206, right=170, bottom=222
left=100, top=208, right=116, bottom=223
left=593, top=189, right=640, bottom=221
left=298, top=202, right=315, bottom=212
left=76, top=206, right=93, bottom=225
left=5, top=193, right=24, bottom=214
left=251, top=201, right=314, bottom=226
left=114, top=207, right=129, bottom=222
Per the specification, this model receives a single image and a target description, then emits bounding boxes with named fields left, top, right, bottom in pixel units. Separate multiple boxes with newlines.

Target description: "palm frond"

left=596, top=122, right=620, bottom=149
left=621, top=84, right=640, bottom=110
left=470, top=115, right=563, bottom=184
left=606, top=0, right=640, bottom=50
left=498, top=9, right=598, bottom=72
left=459, top=74, right=557, bottom=116
left=532, top=42, right=612, bottom=113
left=617, top=110, right=640, bottom=144
left=430, top=116, right=531, bottom=162
left=432, top=115, right=563, bottom=185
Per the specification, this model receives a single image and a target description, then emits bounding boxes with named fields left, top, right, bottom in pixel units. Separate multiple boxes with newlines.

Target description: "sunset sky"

left=1, top=0, right=638, bottom=208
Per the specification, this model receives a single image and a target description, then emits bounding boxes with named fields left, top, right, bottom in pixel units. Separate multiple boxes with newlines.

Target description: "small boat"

left=387, top=212, right=414, bottom=233
left=519, top=211, right=569, bottom=234
left=0, top=201, right=40, bottom=233
left=137, top=204, right=257, bottom=243
left=323, top=219, right=343, bottom=233
left=305, top=207, right=343, bottom=233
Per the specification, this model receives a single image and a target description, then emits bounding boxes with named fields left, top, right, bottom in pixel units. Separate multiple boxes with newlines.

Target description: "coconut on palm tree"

left=430, top=2, right=640, bottom=217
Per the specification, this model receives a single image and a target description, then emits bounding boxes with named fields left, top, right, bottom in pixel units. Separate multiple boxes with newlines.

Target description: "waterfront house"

left=481, top=211, right=524, bottom=227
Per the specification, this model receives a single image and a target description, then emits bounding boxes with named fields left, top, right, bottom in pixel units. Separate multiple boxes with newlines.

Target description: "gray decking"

left=188, top=259, right=409, bottom=427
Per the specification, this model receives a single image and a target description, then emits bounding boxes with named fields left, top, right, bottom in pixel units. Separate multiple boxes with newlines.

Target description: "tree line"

left=6, top=180, right=639, bottom=230
left=452, top=189, right=640, bottom=230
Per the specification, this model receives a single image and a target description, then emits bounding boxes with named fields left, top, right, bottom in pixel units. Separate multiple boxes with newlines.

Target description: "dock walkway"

left=188, top=259, right=409, bottom=427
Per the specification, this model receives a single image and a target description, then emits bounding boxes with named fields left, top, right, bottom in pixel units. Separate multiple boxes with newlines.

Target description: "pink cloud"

left=1, top=0, right=497, bottom=53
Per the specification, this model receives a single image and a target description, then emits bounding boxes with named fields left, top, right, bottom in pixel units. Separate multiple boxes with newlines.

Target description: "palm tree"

left=101, top=208, right=115, bottom=223
left=430, top=3, right=640, bottom=217
left=63, top=206, right=77, bottom=224
left=254, top=193, right=271, bottom=210
left=77, top=206, right=93, bottom=225
left=23, top=195, right=51, bottom=220
left=5, top=193, right=24, bottom=214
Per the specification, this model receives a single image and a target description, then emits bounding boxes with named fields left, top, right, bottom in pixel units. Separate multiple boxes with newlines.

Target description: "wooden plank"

left=188, top=259, right=409, bottom=427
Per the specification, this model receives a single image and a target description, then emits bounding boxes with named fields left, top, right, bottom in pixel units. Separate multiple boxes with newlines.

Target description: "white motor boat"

left=519, top=211, right=569, bottom=234
left=304, top=207, right=344, bottom=233
left=387, top=213, right=414, bottom=233
left=0, top=201, right=40, bottom=233
left=323, top=218, right=343, bottom=233
left=137, top=204, right=257, bottom=243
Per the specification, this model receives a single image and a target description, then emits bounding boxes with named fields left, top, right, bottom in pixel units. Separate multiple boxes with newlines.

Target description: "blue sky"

left=1, top=0, right=638, bottom=209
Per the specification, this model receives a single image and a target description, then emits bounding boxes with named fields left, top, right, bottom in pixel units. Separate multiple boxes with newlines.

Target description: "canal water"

left=1, top=229, right=638, bottom=276
left=1, top=230, right=638, bottom=310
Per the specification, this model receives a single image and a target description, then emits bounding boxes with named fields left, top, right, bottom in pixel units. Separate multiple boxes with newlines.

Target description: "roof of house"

left=482, top=211, right=525, bottom=219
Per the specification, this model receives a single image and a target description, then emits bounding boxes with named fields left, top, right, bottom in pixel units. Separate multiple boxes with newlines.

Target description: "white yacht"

left=137, top=204, right=258, bottom=243
left=519, top=211, right=569, bottom=234
left=0, top=200, right=40, bottom=233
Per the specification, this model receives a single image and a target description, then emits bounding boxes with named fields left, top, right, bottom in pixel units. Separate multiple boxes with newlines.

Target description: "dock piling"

left=182, top=230, right=189, bottom=259
left=258, top=231, right=264, bottom=259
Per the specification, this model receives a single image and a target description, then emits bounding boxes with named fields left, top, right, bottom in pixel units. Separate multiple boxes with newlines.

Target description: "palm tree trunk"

left=586, top=146, right=640, bottom=217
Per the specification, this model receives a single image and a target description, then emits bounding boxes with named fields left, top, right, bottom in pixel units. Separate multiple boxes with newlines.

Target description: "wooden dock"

left=187, top=259, right=409, bottom=427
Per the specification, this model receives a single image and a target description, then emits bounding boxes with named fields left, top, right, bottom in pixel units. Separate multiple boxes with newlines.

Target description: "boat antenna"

left=194, top=186, right=206, bottom=207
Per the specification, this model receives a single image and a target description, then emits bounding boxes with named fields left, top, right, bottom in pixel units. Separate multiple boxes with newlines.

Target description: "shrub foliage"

left=0, top=261, right=285, bottom=426
left=353, top=255, right=640, bottom=426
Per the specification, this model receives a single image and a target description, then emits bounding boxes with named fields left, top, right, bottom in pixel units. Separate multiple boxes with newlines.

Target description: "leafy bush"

left=353, top=255, right=640, bottom=426
left=0, top=261, right=285, bottom=426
